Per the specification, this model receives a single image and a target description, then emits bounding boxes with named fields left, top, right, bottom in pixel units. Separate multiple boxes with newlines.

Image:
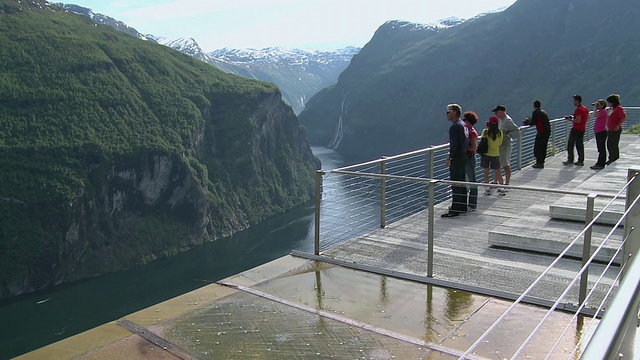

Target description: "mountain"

left=177, top=43, right=360, bottom=115
left=0, top=0, right=318, bottom=300
left=298, top=0, right=640, bottom=162
left=58, top=3, right=155, bottom=41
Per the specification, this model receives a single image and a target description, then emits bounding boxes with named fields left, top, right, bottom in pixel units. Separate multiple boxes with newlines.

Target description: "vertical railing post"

left=622, top=167, right=640, bottom=279
left=428, top=180, right=436, bottom=278
left=518, top=128, right=523, bottom=170
left=314, top=170, right=324, bottom=255
left=552, top=122, right=557, bottom=155
left=380, top=157, right=387, bottom=228
left=580, top=194, right=596, bottom=306
left=428, top=147, right=435, bottom=180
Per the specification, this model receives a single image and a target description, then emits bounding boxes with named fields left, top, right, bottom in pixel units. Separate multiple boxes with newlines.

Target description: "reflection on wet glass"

left=159, top=262, right=594, bottom=359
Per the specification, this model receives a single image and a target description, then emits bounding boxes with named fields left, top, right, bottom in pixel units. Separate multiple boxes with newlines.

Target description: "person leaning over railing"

left=523, top=99, right=551, bottom=169
left=606, top=93, right=627, bottom=165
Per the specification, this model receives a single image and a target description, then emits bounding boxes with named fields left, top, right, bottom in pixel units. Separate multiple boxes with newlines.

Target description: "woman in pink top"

left=606, top=93, right=627, bottom=165
left=590, top=99, right=608, bottom=169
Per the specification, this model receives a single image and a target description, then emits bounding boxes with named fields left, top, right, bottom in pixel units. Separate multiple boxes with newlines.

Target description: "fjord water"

left=0, top=146, right=344, bottom=359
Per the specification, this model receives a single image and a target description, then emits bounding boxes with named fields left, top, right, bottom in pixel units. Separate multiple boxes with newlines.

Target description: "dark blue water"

left=0, top=146, right=344, bottom=359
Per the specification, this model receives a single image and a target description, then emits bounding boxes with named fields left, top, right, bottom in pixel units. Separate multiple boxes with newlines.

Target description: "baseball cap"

left=491, top=105, right=506, bottom=112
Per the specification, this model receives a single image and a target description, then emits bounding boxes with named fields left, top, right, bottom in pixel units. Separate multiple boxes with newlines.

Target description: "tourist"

left=481, top=116, right=504, bottom=195
left=442, top=104, right=469, bottom=218
left=463, top=111, right=479, bottom=211
left=606, top=93, right=627, bottom=165
left=590, top=99, right=608, bottom=170
left=563, top=94, right=589, bottom=166
left=523, top=100, right=551, bottom=169
left=492, top=105, right=518, bottom=192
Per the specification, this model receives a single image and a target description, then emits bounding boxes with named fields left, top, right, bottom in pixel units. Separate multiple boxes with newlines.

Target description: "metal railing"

left=310, top=106, right=640, bottom=358
left=314, top=107, right=640, bottom=254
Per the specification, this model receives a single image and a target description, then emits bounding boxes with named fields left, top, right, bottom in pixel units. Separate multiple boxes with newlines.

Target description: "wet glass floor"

left=153, top=261, right=595, bottom=359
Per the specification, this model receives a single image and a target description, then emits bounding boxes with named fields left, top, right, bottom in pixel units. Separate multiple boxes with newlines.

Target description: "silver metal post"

left=622, top=167, right=640, bottom=279
left=428, top=180, right=436, bottom=278
left=428, top=148, right=434, bottom=180
left=380, top=158, right=387, bottom=228
left=552, top=122, right=557, bottom=155
left=518, top=129, right=523, bottom=170
left=580, top=194, right=596, bottom=305
left=314, top=170, right=323, bottom=255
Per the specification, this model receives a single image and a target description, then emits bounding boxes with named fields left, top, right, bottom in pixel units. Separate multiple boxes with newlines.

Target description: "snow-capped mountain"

left=203, top=46, right=361, bottom=114
left=158, top=37, right=211, bottom=62
left=153, top=39, right=360, bottom=114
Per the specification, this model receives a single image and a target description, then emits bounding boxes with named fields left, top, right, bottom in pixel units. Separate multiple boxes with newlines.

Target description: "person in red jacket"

left=562, top=94, right=589, bottom=166
left=606, top=93, right=627, bottom=165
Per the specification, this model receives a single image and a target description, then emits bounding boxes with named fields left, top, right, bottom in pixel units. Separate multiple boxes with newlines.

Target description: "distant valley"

left=59, top=3, right=359, bottom=115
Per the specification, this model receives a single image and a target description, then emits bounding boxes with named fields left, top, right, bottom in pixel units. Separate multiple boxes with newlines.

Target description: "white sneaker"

left=485, top=187, right=492, bottom=195
left=498, top=188, right=506, bottom=195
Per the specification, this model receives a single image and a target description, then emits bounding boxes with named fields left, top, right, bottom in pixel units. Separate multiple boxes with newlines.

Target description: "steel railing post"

left=428, top=148, right=434, bottom=180
left=580, top=194, right=596, bottom=306
left=380, top=157, right=387, bottom=228
left=314, top=170, right=324, bottom=255
left=552, top=122, right=557, bottom=155
left=623, top=167, right=640, bottom=279
left=518, top=129, right=523, bottom=170
left=428, top=180, right=436, bottom=278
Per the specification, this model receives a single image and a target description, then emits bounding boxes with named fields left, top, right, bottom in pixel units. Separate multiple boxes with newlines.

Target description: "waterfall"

left=328, top=96, right=347, bottom=149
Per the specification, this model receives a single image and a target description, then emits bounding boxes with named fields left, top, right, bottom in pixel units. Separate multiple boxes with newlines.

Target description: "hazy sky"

left=66, top=0, right=518, bottom=51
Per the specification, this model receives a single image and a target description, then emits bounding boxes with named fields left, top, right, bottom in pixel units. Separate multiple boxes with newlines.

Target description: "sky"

left=64, top=0, right=518, bottom=51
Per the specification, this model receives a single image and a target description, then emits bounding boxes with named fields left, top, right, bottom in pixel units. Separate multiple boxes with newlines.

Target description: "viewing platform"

left=18, top=134, right=640, bottom=359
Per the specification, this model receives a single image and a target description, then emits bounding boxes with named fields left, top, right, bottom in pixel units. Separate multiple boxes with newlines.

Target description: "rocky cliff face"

left=2, top=90, right=317, bottom=300
left=0, top=0, right=318, bottom=300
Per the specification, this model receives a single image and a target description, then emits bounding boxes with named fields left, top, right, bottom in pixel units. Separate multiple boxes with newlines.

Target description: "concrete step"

left=488, top=216, right=623, bottom=265
left=549, top=201, right=624, bottom=226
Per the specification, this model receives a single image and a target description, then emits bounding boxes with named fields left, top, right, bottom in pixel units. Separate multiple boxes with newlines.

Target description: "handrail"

left=312, top=106, right=640, bottom=359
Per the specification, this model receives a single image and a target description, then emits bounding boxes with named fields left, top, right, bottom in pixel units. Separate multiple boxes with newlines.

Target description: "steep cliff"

left=299, top=0, right=640, bottom=161
left=0, top=0, right=318, bottom=299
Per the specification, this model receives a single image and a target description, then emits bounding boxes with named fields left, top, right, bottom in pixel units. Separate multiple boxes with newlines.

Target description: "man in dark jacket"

left=524, top=100, right=551, bottom=168
left=442, top=103, right=469, bottom=217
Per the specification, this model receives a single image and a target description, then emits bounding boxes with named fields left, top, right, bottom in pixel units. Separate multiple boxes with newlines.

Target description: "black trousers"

left=449, top=154, right=467, bottom=213
left=534, top=130, right=550, bottom=164
left=567, top=129, right=585, bottom=162
left=595, top=130, right=608, bottom=166
left=607, top=129, right=622, bottom=163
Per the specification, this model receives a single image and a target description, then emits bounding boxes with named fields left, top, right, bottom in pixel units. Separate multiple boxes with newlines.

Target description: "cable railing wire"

left=459, top=175, right=637, bottom=359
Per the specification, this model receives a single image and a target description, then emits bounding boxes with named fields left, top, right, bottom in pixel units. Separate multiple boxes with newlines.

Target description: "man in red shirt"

left=606, top=93, right=627, bottom=165
left=562, top=94, right=589, bottom=166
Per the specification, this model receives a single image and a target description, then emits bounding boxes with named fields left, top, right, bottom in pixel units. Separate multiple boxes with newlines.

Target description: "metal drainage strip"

left=118, top=319, right=202, bottom=360
left=217, top=281, right=490, bottom=360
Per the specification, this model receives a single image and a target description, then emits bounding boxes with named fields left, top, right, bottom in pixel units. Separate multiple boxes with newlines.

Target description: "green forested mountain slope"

left=299, top=0, right=640, bottom=161
left=0, top=0, right=317, bottom=299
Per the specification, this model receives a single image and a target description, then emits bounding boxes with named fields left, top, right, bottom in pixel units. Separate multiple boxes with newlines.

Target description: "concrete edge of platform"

left=16, top=255, right=312, bottom=360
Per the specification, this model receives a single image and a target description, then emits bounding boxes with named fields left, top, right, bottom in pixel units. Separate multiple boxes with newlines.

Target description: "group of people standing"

left=525, top=93, right=627, bottom=170
left=441, top=103, right=518, bottom=218
left=441, top=93, right=628, bottom=218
